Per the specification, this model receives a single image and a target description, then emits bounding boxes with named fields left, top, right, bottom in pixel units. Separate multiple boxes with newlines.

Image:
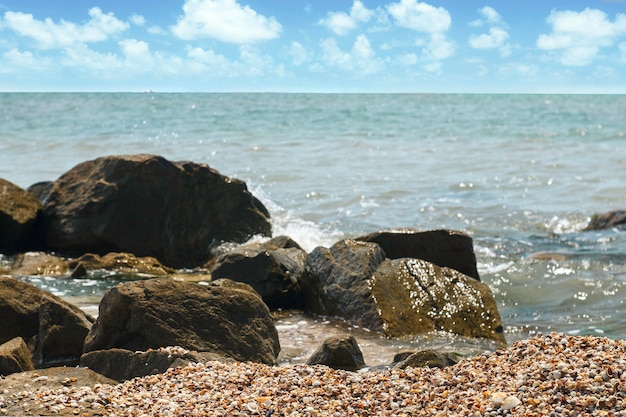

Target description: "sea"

left=1, top=93, right=625, bottom=365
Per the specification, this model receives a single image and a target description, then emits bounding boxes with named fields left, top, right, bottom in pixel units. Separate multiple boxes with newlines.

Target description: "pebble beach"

left=3, top=333, right=625, bottom=417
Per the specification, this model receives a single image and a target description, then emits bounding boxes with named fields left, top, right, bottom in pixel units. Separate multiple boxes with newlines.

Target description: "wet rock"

left=68, top=252, right=175, bottom=278
left=302, top=239, right=505, bottom=344
left=306, top=335, right=365, bottom=371
left=0, top=337, right=35, bottom=375
left=371, top=258, right=505, bottom=342
left=302, top=239, right=385, bottom=324
left=83, top=278, right=280, bottom=365
left=80, top=347, right=233, bottom=382
left=41, top=154, right=271, bottom=268
left=0, top=276, right=94, bottom=368
left=394, top=349, right=459, bottom=369
left=584, top=209, right=626, bottom=231
left=356, top=228, right=480, bottom=280
left=8, top=251, right=69, bottom=277
left=0, top=178, right=42, bottom=253
left=27, top=181, right=54, bottom=205
left=210, top=237, right=307, bottom=310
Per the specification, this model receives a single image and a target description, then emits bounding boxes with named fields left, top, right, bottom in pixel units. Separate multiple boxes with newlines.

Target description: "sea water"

left=1, top=93, right=625, bottom=364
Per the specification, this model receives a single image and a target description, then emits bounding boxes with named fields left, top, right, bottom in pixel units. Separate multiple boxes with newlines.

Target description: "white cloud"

left=130, top=14, right=145, bottom=27
left=171, top=0, right=281, bottom=44
left=320, top=34, right=384, bottom=74
left=288, top=41, right=309, bottom=65
left=3, top=7, right=129, bottom=49
left=468, top=6, right=511, bottom=57
left=387, top=0, right=451, bottom=34
left=423, top=33, right=454, bottom=60
left=319, top=0, right=374, bottom=36
left=537, top=8, right=626, bottom=66
left=620, top=42, right=626, bottom=63
left=1, top=48, right=42, bottom=72
left=119, top=39, right=153, bottom=69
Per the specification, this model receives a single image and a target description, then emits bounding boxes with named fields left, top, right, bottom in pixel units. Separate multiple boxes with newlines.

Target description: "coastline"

left=2, top=333, right=625, bottom=416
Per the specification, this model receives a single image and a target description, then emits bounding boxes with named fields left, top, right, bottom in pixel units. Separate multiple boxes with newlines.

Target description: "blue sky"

left=0, top=0, right=625, bottom=92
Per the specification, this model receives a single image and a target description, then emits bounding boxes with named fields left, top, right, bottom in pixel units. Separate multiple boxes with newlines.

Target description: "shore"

left=2, top=333, right=625, bottom=417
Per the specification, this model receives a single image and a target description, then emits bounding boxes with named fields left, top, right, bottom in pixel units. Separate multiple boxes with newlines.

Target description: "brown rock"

left=210, top=237, right=307, bottom=310
left=83, top=278, right=280, bottom=365
left=0, top=178, right=42, bottom=252
left=306, top=335, right=365, bottom=371
left=68, top=252, right=175, bottom=278
left=356, top=228, right=480, bottom=280
left=9, top=251, right=68, bottom=277
left=80, top=347, right=232, bottom=382
left=394, top=349, right=460, bottom=369
left=0, top=337, right=34, bottom=375
left=371, top=258, right=505, bottom=343
left=0, top=276, right=94, bottom=368
left=42, top=154, right=271, bottom=268
left=584, top=209, right=626, bottom=231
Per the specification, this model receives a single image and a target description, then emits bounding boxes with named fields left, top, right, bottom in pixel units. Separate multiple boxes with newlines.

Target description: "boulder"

left=41, top=154, right=271, bottom=268
left=306, top=335, right=365, bottom=371
left=0, top=178, right=42, bottom=252
left=27, top=181, right=54, bottom=205
left=584, top=210, right=626, bottom=231
left=0, top=337, right=34, bottom=375
left=8, top=251, right=69, bottom=277
left=356, top=229, right=480, bottom=280
left=68, top=252, right=175, bottom=278
left=370, top=258, right=505, bottom=342
left=394, top=349, right=459, bottom=369
left=210, top=237, right=307, bottom=310
left=302, top=239, right=385, bottom=324
left=83, top=278, right=280, bottom=365
left=0, top=276, right=94, bottom=368
left=80, top=347, right=232, bottom=382
left=302, top=240, right=505, bottom=344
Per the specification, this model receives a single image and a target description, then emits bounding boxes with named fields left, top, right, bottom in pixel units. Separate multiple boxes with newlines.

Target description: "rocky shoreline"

left=1, top=154, right=625, bottom=415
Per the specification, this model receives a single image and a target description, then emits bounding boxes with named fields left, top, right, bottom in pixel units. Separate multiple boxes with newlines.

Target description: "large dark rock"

left=83, top=278, right=280, bottom=365
left=0, top=276, right=94, bottom=368
left=0, top=178, right=42, bottom=253
left=302, top=240, right=505, bottom=344
left=209, top=237, right=307, bottom=310
left=584, top=210, right=626, bottom=231
left=306, top=335, right=365, bottom=371
left=302, top=239, right=385, bottom=325
left=41, top=154, right=271, bottom=268
left=394, top=349, right=459, bottom=369
left=81, top=347, right=232, bottom=382
left=356, top=229, right=480, bottom=280
left=0, top=337, right=35, bottom=375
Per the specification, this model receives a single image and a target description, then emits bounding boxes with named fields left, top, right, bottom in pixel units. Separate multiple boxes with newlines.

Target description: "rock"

left=68, top=252, right=175, bottom=278
left=80, top=347, right=233, bottom=382
left=584, top=209, right=626, bottom=231
left=302, top=239, right=505, bottom=343
left=0, top=337, right=34, bottom=375
left=302, top=239, right=385, bottom=323
left=41, top=154, right=271, bottom=268
left=0, top=276, right=94, bottom=368
left=209, top=237, right=307, bottom=310
left=394, top=349, right=459, bottom=369
left=0, top=367, right=116, bottom=417
left=356, top=228, right=480, bottom=280
left=371, top=258, right=505, bottom=342
left=306, top=335, right=365, bottom=371
left=83, top=278, right=280, bottom=365
left=8, top=251, right=69, bottom=277
left=27, top=181, right=54, bottom=205
left=0, top=178, right=42, bottom=252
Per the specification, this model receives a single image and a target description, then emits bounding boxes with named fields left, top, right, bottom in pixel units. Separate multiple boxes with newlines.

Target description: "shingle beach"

left=3, top=333, right=626, bottom=417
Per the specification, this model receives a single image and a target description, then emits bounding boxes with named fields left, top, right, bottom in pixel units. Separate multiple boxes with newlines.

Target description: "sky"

left=0, top=0, right=625, bottom=93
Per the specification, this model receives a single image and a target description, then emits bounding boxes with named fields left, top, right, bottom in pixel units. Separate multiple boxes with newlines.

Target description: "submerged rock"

left=584, top=209, right=626, bottom=231
left=84, top=278, right=281, bottom=365
left=41, top=154, right=271, bottom=268
left=68, top=252, right=175, bottom=278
